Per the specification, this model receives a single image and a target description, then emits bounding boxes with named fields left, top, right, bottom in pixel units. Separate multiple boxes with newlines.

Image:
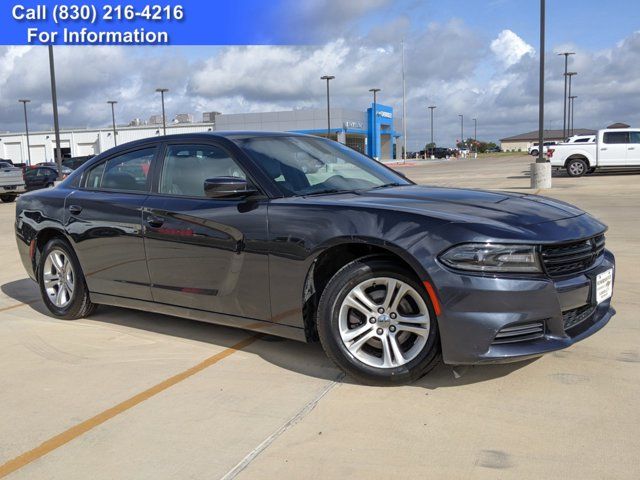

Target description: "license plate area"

left=595, top=268, right=613, bottom=304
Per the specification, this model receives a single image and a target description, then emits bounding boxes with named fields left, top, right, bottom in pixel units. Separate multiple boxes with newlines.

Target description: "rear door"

left=64, top=145, right=158, bottom=300
left=599, top=131, right=628, bottom=166
left=626, top=131, right=640, bottom=166
left=142, top=141, right=270, bottom=320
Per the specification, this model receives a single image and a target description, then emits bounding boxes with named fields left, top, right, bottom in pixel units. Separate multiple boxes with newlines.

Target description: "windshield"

left=235, top=135, right=411, bottom=197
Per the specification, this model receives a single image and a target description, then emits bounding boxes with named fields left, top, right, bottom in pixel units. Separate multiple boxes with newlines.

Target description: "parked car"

left=63, top=155, right=94, bottom=170
left=0, top=161, right=26, bottom=203
left=485, top=146, right=502, bottom=153
left=548, top=127, right=640, bottom=176
left=424, top=147, right=453, bottom=159
left=23, top=166, right=62, bottom=191
left=528, top=141, right=558, bottom=156
left=15, top=132, right=615, bottom=384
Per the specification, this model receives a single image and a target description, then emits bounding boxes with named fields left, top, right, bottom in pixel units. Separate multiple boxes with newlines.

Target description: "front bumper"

left=1, top=183, right=26, bottom=194
left=432, top=250, right=615, bottom=365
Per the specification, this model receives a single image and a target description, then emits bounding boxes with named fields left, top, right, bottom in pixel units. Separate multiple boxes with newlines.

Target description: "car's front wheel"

left=38, top=238, right=96, bottom=319
left=0, top=194, right=16, bottom=203
left=317, top=257, right=440, bottom=385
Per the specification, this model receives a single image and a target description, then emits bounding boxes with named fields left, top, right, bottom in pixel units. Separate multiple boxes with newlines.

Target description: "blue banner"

left=1, top=0, right=298, bottom=45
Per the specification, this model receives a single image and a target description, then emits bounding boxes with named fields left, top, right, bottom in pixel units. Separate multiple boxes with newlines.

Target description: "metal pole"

left=473, top=118, right=477, bottom=152
left=19, top=99, right=32, bottom=166
left=156, top=88, right=169, bottom=135
left=569, top=95, right=577, bottom=135
left=48, top=45, right=63, bottom=179
left=458, top=114, right=463, bottom=149
left=107, top=100, right=118, bottom=147
left=565, top=72, right=576, bottom=138
left=536, top=0, right=546, bottom=164
left=428, top=106, right=436, bottom=148
left=321, top=75, right=335, bottom=139
left=369, top=88, right=380, bottom=159
left=401, top=40, right=407, bottom=161
left=558, top=52, right=574, bottom=140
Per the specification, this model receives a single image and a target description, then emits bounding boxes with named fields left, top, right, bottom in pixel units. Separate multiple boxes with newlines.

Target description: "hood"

left=309, top=185, right=586, bottom=227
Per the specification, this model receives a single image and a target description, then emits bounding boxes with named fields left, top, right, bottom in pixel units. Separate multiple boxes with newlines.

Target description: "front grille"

left=541, top=234, right=605, bottom=277
left=563, top=304, right=596, bottom=330
left=493, top=321, right=545, bottom=345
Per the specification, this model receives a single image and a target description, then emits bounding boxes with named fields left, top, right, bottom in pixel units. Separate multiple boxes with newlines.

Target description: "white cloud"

left=490, top=30, right=535, bottom=67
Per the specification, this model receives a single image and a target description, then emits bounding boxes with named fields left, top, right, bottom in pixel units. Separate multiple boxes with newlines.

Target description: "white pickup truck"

left=548, top=128, right=640, bottom=177
left=0, top=161, right=26, bottom=203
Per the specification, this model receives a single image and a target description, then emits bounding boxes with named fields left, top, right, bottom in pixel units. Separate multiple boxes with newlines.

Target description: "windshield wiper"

left=369, top=182, right=405, bottom=190
left=300, top=189, right=359, bottom=197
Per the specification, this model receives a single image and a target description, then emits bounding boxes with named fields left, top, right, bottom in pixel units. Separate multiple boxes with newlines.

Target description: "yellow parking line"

left=0, top=334, right=260, bottom=478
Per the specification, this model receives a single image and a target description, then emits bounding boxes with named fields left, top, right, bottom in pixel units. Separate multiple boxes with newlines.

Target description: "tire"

left=317, top=257, right=440, bottom=385
left=566, top=158, right=588, bottom=177
left=37, top=237, right=97, bottom=320
left=530, top=149, right=538, bottom=156
left=1, top=195, right=15, bottom=203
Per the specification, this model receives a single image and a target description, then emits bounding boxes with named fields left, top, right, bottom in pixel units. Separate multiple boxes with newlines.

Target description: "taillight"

left=547, top=148, right=554, bottom=158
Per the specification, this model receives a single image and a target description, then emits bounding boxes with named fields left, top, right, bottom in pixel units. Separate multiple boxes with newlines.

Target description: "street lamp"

left=565, top=72, right=577, bottom=137
left=428, top=105, right=436, bottom=151
left=569, top=95, right=577, bottom=136
left=473, top=118, right=477, bottom=153
left=18, top=99, right=32, bottom=166
left=369, top=88, right=381, bottom=159
left=320, top=75, right=335, bottom=139
left=458, top=114, right=464, bottom=149
left=531, top=0, right=550, bottom=188
left=155, top=88, right=169, bottom=135
left=107, top=100, right=118, bottom=147
left=48, top=45, right=63, bottom=180
left=558, top=51, right=575, bottom=139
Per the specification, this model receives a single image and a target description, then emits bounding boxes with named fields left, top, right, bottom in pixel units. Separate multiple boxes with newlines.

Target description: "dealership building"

left=0, top=103, right=401, bottom=164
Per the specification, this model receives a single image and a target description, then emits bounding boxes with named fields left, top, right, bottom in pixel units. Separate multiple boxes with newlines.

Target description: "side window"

left=629, top=132, right=640, bottom=144
left=603, top=132, right=629, bottom=144
left=85, top=148, right=155, bottom=192
left=159, top=144, right=246, bottom=197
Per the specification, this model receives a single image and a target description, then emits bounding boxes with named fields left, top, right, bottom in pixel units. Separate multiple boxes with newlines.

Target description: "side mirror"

left=204, top=176, right=258, bottom=199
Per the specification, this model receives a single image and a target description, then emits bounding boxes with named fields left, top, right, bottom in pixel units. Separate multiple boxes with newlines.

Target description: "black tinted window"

left=160, top=144, right=246, bottom=197
left=603, top=132, right=629, bottom=144
left=85, top=148, right=154, bottom=192
left=629, top=132, right=640, bottom=143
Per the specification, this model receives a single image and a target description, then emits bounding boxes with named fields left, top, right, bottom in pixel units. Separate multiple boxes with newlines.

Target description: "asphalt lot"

left=1, top=154, right=639, bottom=479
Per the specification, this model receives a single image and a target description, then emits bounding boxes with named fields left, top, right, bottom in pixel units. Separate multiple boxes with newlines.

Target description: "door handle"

left=145, top=215, right=165, bottom=228
left=600, top=148, right=607, bottom=151
left=68, top=205, right=82, bottom=215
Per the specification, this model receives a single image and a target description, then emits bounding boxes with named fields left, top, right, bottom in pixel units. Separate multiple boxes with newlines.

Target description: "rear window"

left=603, top=132, right=629, bottom=144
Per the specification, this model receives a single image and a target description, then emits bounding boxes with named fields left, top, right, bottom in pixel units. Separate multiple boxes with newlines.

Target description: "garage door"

left=4, top=143, right=23, bottom=163
left=31, top=146, right=47, bottom=164
left=76, top=142, right=97, bottom=156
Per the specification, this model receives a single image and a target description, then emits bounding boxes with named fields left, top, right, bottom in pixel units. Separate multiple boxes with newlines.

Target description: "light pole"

left=107, top=100, right=118, bottom=147
left=569, top=95, right=577, bottom=136
left=565, top=72, right=577, bottom=138
left=531, top=0, right=551, bottom=188
left=320, top=75, right=335, bottom=139
left=558, top=52, right=575, bottom=140
left=458, top=114, right=464, bottom=149
left=369, top=88, right=381, bottom=159
left=155, top=88, right=169, bottom=135
left=473, top=118, right=477, bottom=153
left=18, top=99, right=32, bottom=166
left=48, top=45, right=63, bottom=180
left=428, top=105, right=436, bottom=150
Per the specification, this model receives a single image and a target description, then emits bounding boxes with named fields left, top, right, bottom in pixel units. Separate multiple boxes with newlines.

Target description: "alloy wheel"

left=569, top=161, right=585, bottom=176
left=338, top=277, right=430, bottom=368
left=43, top=249, right=75, bottom=308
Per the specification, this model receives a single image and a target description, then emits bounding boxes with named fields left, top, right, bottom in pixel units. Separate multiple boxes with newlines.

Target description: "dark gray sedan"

left=15, top=132, right=615, bottom=384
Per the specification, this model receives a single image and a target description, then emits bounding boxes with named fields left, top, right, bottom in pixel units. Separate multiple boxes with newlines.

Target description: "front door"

left=599, top=131, right=628, bottom=166
left=626, top=131, right=640, bottom=166
left=64, top=146, right=157, bottom=301
left=142, top=142, right=270, bottom=320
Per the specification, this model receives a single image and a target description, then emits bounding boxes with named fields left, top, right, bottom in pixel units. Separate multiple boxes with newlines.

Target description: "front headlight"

left=439, top=243, right=542, bottom=273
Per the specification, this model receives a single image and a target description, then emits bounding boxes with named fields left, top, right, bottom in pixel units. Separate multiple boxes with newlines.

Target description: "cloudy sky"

left=1, top=0, right=640, bottom=149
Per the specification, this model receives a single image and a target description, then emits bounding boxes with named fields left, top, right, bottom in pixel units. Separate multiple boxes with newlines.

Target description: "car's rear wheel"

left=566, top=158, right=588, bottom=177
left=530, top=149, right=539, bottom=156
left=317, top=257, right=440, bottom=385
left=38, top=238, right=96, bottom=319
left=1, top=194, right=16, bottom=203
